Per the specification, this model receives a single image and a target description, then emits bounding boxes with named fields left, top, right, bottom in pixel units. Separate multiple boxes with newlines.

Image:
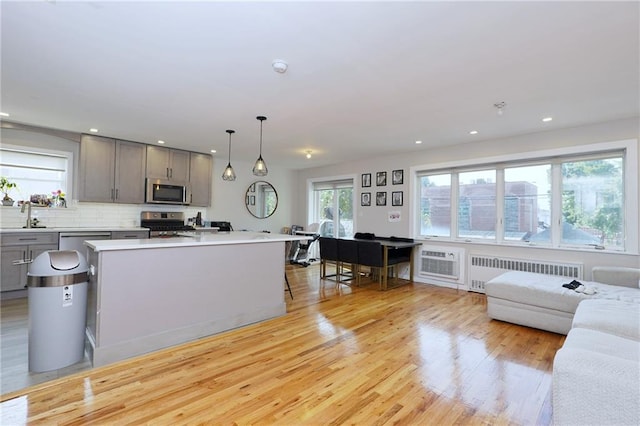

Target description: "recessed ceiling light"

left=89, top=128, right=98, bottom=133
left=0, top=112, right=9, bottom=117
left=306, top=150, right=312, bottom=159
left=210, top=149, right=217, bottom=153
left=157, top=140, right=165, bottom=144
left=415, top=140, right=422, bottom=145
left=542, top=117, right=553, bottom=122
left=469, top=130, right=478, bottom=135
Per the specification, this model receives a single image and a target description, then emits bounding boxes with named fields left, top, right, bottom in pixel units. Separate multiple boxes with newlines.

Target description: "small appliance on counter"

left=140, top=211, right=195, bottom=238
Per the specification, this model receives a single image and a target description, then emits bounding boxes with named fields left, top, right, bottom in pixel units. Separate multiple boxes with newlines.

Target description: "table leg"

left=382, top=246, right=389, bottom=291
left=409, top=246, right=415, bottom=282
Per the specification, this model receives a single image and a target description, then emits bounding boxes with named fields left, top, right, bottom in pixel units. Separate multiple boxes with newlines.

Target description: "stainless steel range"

left=141, top=211, right=194, bottom=238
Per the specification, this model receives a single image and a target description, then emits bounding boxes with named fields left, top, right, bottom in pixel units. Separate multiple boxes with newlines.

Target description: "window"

left=458, top=170, right=496, bottom=240
left=0, top=146, right=71, bottom=203
left=414, top=145, right=631, bottom=252
left=561, top=157, right=623, bottom=249
left=311, top=179, right=354, bottom=238
left=419, top=173, right=451, bottom=237
left=504, top=164, right=551, bottom=242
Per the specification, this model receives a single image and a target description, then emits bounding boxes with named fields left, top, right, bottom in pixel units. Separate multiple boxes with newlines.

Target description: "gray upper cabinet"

left=79, top=135, right=146, bottom=203
left=146, top=146, right=190, bottom=182
left=189, top=152, right=213, bottom=207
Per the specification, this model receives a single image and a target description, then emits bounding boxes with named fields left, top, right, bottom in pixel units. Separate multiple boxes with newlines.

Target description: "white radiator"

left=467, top=254, right=583, bottom=294
left=419, top=247, right=463, bottom=284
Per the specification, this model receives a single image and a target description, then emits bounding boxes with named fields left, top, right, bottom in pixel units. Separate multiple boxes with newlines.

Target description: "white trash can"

left=27, top=250, right=89, bottom=372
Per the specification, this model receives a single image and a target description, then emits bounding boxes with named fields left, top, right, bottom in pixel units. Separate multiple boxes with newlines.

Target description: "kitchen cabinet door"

left=0, top=243, right=58, bottom=292
left=189, top=152, right=212, bottom=207
left=1, top=245, right=28, bottom=292
left=114, top=140, right=146, bottom=203
left=79, top=135, right=116, bottom=202
left=146, top=146, right=190, bottom=182
left=170, top=149, right=190, bottom=182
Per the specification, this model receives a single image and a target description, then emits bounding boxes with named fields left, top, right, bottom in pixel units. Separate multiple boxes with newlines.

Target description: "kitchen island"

left=85, top=232, right=309, bottom=367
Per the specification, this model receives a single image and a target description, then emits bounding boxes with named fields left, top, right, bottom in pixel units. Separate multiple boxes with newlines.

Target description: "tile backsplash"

left=0, top=201, right=206, bottom=229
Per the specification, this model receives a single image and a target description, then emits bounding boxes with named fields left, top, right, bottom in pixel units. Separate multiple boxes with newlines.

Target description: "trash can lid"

left=49, top=250, right=81, bottom=270
left=28, top=250, right=89, bottom=276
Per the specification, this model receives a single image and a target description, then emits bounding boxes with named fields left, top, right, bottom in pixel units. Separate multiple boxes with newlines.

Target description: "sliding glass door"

left=311, top=179, right=354, bottom=238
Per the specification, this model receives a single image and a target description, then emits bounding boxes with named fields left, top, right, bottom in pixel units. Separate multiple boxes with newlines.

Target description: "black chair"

left=337, top=239, right=359, bottom=285
left=210, top=221, right=233, bottom=232
left=319, top=237, right=339, bottom=281
left=356, top=240, right=385, bottom=289
left=387, top=236, right=414, bottom=266
left=354, top=232, right=375, bottom=240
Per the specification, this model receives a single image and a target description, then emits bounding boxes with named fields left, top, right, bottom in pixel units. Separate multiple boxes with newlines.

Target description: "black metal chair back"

left=337, top=239, right=358, bottom=264
left=357, top=240, right=384, bottom=268
left=319, top=237, right=339, bottom=281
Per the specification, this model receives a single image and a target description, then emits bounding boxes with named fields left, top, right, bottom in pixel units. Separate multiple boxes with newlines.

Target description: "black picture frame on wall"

left=361, top=192, right=371, bottom=206
left=392, top=169, right=404, bottom=185
left=376, top=191, right=387, bottom=206
left=376, top=171, right=387, bottom=186
left=392, top=191, right=403, bottom=206
left=361, top=173, right=371, bottom=188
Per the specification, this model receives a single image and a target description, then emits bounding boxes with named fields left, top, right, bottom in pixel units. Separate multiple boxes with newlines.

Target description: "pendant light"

left=252, top=116, right=268, bottom=176
left=222, top=129, right=236, bottom=181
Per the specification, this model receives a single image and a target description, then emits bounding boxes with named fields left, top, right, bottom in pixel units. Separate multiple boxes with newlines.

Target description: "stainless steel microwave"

left=145, top=179, right=191, bottom=205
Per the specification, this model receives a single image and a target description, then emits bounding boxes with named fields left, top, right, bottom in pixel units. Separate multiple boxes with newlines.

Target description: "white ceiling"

left=1, top=1, right=638, bottom=170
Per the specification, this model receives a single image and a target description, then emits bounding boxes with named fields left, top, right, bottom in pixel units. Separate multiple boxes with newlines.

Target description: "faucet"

left=20, top=201, right=32, bottom=228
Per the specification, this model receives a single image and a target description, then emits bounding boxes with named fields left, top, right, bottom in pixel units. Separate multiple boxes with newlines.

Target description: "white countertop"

left=0, top=227, right=148, bottom=234
left=86, top=231, right=311, bottom=251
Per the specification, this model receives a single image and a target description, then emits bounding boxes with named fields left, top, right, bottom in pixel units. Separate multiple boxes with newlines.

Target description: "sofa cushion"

left=553, top=345, right=640, bottom=426
left=486, top=271, right=640, bottom=314
left=562, top=327, right=639, bottom=361
left=573, top=299, right=640, bottom=340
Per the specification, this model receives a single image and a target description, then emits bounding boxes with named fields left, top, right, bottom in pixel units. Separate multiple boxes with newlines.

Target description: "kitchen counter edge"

left=86, top=232, right=311, bottom=252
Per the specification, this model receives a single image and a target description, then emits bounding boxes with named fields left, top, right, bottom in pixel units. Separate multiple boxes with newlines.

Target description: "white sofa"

left=485, top=266, right=640, bottom=425
left=485, top=267, right=640, bottom=334
left=553, top=298, right=640, bottom=425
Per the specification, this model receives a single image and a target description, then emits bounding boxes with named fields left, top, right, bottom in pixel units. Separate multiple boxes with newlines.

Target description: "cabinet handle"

left=166, top=167, right=170, bottom=178
left=115, top=189, right=119, bottom=199
left=170, top=168, right=173, bottom=179
left=18, top=237, right=38, bottom=241
left=111, top=188, right=115, bottom=200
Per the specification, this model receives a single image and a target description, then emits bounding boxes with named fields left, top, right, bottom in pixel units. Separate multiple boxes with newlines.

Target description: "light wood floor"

left=0, top=264, right=565, bottom=425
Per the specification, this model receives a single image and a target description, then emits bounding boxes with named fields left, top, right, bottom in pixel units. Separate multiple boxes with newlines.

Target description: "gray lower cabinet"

left=79, top=135, right=146, bottom=203
left=0, top=232, right=58, bottom=292
left=189, top=152, right=212, bottom=207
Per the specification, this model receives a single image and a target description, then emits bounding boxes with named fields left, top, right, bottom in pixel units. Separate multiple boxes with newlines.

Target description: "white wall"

left=209, top=158, right=296, bottom=233
left=294, top=117, right=640, bottom=275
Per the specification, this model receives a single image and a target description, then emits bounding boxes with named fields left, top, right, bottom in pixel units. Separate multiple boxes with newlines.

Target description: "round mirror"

left=245, top=181, right=278, bottom=219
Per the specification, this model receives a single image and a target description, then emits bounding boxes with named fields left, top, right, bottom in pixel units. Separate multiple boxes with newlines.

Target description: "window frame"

left=0, top=143, right=74, bottom=203
left=410, top=140, right=638, bottom=254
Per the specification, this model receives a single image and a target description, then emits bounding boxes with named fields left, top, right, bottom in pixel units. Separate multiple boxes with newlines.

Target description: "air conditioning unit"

left=419, top=247, right=462, bottom=282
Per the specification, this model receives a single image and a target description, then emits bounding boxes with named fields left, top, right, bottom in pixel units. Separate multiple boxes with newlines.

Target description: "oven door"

left=146, top=179, right=190, bottom=205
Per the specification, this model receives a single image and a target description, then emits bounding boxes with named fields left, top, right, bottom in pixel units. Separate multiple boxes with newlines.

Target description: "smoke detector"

left=494, top=101, right=506, bottom=116
left=272, top=60, right=288, bottom=74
